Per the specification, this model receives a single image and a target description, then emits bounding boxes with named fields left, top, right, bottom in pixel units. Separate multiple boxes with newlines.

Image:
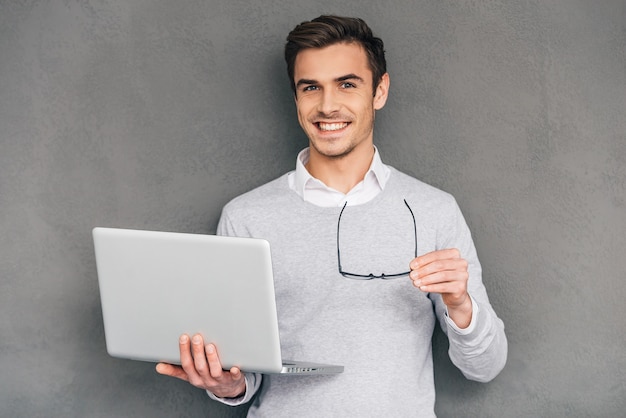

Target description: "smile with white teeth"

left=317, top=122, right=349, bottom=131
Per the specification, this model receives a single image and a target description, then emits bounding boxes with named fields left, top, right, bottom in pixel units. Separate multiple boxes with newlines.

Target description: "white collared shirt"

left=287, top=146, right=390, bottom=207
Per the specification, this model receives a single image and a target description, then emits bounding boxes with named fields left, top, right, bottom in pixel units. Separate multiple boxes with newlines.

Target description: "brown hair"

left=284, top=15, right=387, bottom=94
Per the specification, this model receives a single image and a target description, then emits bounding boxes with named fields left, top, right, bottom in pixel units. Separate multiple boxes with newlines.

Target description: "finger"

left=413, top=271, right=468, bottom=295
left=411, top=269, right=467, bottom=292
left=410, top=248, right=461, bottom=270
left=179, top=334, right=201, bottom=381
left=410, top=259, right=466, bottom=285
left=229, top=366, right=242, bottom=380
left=191, top=334, right=211, bottom=377
left=205, top=343, right=225, bottom=378
left=419, top=258, right=468, bottom=279
left=155, top=363, right=189, bottom=381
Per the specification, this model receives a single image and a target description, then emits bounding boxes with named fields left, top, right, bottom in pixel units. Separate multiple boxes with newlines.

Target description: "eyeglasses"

left=337, top=199, right=417, bottom=280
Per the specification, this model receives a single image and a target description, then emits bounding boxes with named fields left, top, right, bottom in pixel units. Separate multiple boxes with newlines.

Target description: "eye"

left=302, top=85, right=319, bottom=92
left=340, top=82, right=356, bottom=89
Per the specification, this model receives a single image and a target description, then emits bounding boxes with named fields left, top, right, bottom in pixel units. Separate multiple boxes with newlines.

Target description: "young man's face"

left=293, top=42, right=389, bottom=161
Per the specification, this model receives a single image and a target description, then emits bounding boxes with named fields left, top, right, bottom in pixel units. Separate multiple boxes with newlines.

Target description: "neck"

left=306, top=145, right=375, bottom=194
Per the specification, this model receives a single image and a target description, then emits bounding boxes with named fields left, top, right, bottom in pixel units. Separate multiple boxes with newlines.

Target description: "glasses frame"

left=337, top=199, right=417, bottom=280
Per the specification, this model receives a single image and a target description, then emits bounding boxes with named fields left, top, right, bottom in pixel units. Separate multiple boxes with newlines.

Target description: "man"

left=157, top=15, right=507, bottom=417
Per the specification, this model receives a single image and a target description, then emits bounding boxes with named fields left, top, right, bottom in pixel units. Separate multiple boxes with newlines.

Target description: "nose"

left=318, top=89, right=340, bottom=116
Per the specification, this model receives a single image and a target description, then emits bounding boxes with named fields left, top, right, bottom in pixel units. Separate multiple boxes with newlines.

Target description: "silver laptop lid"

left=93, top=227, right=284, bottom=373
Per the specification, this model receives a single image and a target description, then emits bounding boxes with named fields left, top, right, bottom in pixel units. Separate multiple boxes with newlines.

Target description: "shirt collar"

left=292, top=146, right=390, bottom=203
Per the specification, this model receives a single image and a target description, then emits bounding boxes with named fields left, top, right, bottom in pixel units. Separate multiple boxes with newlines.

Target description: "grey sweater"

left=216, top=167, right=507, bottom=417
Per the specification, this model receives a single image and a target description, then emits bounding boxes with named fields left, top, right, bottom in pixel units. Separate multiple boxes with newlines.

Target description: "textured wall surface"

left=1, top=1, right=624, bottom=417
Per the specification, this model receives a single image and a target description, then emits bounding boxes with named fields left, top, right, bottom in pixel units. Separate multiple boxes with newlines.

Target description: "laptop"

left=92, top=227, right=343, bottom=375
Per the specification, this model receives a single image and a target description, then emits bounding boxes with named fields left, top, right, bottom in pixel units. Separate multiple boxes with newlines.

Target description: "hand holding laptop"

left=156, top=334, right=246, bottom=398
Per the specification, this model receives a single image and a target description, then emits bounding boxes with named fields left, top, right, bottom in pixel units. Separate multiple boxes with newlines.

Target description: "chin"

left=314, top=145, right=354, bottom=159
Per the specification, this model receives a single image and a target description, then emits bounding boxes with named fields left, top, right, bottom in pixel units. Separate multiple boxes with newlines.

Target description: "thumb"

left=156, top=363, right=189, bottom=381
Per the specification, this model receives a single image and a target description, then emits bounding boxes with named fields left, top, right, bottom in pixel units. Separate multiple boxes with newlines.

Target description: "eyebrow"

left=295, top=73, right=365, bottom=88
left=337, top=74, right=365, bottom=83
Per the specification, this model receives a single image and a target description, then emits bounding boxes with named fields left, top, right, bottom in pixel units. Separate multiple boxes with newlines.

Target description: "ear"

left=373, top=73, right=390, bottom=110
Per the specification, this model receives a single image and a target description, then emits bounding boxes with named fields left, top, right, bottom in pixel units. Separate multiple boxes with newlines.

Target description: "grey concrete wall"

left=1, top=1, right=624, bottom=417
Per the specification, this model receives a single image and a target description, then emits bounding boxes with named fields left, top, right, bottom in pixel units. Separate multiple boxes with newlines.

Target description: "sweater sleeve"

left=430, top=197, right=508, bottom=382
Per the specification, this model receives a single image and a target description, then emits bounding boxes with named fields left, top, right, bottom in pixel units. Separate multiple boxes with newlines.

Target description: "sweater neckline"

left=282, top=167, right=400, bottom=213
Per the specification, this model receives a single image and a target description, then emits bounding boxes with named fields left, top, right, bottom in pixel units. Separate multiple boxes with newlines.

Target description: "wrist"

left=222, top=380, right=247, bottom=399
left=447, top=295, right=473, bottom=329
